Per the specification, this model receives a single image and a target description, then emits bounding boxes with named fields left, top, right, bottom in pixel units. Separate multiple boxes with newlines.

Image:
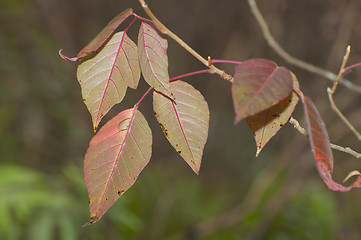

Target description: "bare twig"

left=330, top=145, right=361, bottom=159
left=137, top=0, right=233, bottom=83
left=329, top=46, right=351, bottom=93
left=327, top=46, right=361, bottom=141
left=289, top=117, right=307, bottom=137
left=247, top=0, right=361, bottom=93
left=289, top=117, right=361, bottom=159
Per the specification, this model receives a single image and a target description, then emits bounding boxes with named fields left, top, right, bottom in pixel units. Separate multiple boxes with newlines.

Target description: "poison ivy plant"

left=60, top=2, right=361, bottom=225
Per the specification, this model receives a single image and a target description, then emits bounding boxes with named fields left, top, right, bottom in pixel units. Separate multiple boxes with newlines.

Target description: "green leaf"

left=60, top=8, right=133, bottom=61
left=138, top=22, right=171, bottom=97
left=153, top=81, right=209, bottom=174
left=303, top=96, right=361, bottom=191
left=77, top=32, right=140, bottom=131
left=83, top=108, right=152, bottom=225
left=247, top=72, right=299, bottom=156
left=232, top=59, right=293, bottom=125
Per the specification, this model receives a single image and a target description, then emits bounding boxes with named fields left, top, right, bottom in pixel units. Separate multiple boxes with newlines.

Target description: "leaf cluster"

left=60, top=7, right=361, bottom=225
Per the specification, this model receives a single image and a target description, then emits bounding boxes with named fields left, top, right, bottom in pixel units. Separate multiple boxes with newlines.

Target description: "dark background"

left=1, top=0, right=361, bottom=239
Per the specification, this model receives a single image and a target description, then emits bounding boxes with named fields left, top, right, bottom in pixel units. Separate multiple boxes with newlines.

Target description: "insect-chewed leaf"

left=77, top=31, right=140, bottom=131
left=138, top=21, right=171, bottom=97
left=153, top=81, right=209, bottom=174
left=83, top=108, right=152, bottom=225
left=232, top=59, right=293, bottom=125
left=247, top=72, right=299, bottom=156
left=303, top=96, right=361, bottom=191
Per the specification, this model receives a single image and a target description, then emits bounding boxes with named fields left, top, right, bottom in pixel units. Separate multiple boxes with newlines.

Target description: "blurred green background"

left=1, top=0, right=361, bottom=239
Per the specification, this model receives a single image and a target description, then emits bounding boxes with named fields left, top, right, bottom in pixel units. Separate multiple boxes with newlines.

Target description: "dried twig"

left=138, top=0, right=233, bottom=83
left=247, top=0, right=361, bottom=93
left=327, top=46, right=361, bottom=140
left=289, top=117, right=361, bottom=159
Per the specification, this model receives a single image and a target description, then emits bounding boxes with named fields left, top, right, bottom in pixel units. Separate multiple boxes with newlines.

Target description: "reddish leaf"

left=83, top=108, right=152, bottom=225
left=153, top=81, right=209, bottom=174
left=77, top=31, right=140, bottom=131
left=232, top=59, right=293, bottom=125
left=247, top=72, right=299, bottom=156
left=138, top=22, right=171, bottom=97
left=60, top=8, right=133, bottom=61
left=303, top=96, right=361, bottom=191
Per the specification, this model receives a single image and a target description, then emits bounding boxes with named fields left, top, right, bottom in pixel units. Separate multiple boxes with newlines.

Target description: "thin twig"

left=289, top=117, right=361, bottom=159
left=247, top=0, right=361, bottom=93
left=209, top=59, right=243, bottom=65
left=327, top=46, right=361, bottom=140
left=289, top=117, right=307, bottom=136
left=138, top=0, right=233, bottom=83
left=330, top=145, right=361, bottom=159
left=330, top=46, right=350, bottom=93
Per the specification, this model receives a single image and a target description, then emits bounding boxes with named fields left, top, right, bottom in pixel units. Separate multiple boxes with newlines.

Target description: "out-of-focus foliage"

left=0, top=165, right=83, bottom=240
left=0, top=164, right=144, bottom=240
left=0, top=163, right=339, bottom=240
left=267, top=187, right=337, bottom=240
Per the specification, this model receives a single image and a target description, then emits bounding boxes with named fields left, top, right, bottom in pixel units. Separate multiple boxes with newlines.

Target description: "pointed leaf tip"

left=59, top=49, right=78, bottom=61
left=153, top=81, right=209, bottom=174
left=343, top=170, right=361, bottom=183
left=84, top=108, right=152, bottom=223
left=60, top=8, right=134, bottom=62
left=303, top=96, right=361, bottom=191
left=247, top=72, right=299, bottom=156
left=232, top=58, right=293, bottom=125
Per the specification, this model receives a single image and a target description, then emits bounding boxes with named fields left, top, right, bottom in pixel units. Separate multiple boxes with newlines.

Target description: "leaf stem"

left=291, top=84, right=305, bottom=102
left=135, top=87, right=153, bottom=109
left=170, top=69, right=212, bottom=82
left=137, top=0, right=233, bottom=83
left=124, top=15, right=137, bottom=32
left=343, top=62, right=361, bottom=74
left=135, top=69, right=213, bottom=107
left=209, top=59, right=243, bottom=65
